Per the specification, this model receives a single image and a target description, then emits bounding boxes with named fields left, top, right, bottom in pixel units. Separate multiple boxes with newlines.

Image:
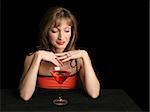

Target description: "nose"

left=58, top=33, right=62, bottom=40
left=58, top=31, right=63, bottom=40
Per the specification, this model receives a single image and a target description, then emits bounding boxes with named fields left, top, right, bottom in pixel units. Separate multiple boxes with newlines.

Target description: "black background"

left=1, top=0, right=149, bottom=111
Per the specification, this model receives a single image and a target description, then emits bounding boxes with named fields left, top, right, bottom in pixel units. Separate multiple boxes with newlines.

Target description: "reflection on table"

left=1, top=88, right=142, bottom=112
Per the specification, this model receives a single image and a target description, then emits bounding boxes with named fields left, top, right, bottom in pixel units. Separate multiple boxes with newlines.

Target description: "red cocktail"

left=50, top=70, right=71, bottom=84
left=50, top=66, right=70, bottom=106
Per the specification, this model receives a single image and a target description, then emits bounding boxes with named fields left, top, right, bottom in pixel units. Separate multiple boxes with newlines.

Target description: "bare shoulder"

left=23, top=52, right=36, bottom=73
left=76, top=57, right=83, bottom=70
left=24, top=53, right=35, bottom=65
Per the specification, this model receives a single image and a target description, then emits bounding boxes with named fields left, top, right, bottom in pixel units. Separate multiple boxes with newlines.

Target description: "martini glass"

left=50, top=66, right=71, bottom=106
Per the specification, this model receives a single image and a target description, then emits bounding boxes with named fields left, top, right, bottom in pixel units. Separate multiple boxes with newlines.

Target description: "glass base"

left=53, top=96, right=68, bottom=106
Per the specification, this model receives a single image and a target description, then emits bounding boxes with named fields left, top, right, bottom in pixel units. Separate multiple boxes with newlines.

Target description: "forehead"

left=51, top=18, right=72, bottom=28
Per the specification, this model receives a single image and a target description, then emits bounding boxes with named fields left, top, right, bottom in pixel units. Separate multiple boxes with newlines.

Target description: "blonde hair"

left=38, top=6, right=78, bottom=51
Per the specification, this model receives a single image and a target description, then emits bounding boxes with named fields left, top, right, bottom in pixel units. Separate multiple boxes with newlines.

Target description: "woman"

left=19, top=6, right=100, bottom=101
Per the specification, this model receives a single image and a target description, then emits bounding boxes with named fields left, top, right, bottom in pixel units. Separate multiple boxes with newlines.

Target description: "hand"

left=36, top=50, right=63, bottom=66
left=55, top=50, right=87, bottom=62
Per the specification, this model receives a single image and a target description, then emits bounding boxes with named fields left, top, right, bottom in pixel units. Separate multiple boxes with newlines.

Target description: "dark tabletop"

left=1, top=88, right=142, bottom=112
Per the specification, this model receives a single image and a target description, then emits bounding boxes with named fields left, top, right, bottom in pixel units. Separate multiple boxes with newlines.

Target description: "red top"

left=37, top=59, right=79, bottom=89
left=37, top=74, right=78, bottom=89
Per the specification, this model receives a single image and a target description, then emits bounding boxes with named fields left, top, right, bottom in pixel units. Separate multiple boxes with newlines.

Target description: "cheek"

left=65, top=32, right=71, bottom=41
left=48, top=33, right=57, bottom=42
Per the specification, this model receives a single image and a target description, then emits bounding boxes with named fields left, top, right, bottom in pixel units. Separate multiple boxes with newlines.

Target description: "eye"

left=64, top=28, right=71, bottom=33
left=65, top=30, right=70, bottom=33
left=50, top=28, right=58, bottom=33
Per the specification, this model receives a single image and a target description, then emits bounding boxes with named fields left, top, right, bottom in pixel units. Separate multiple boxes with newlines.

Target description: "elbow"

left=20, top=90, right=31, bottom=101
left=90, top=91, right=100, bottom=99
left=90, top=84, right=100, bottom=99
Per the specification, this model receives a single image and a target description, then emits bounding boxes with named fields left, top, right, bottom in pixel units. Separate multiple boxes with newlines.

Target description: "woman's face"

left=48, top=18, right=72, bottom=52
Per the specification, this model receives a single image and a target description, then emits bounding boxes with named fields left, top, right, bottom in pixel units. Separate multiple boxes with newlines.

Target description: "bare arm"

left=79, top=50, right=100, bottom=98
left=55, top=50, right=100, bottom=98
left=19, top=50, right=62, bottom=101
left=19, top=53, right=41, bottom=101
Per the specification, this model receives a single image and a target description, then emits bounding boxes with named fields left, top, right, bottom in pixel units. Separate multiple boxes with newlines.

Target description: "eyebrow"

left=53, top=26, right=71, bottom=30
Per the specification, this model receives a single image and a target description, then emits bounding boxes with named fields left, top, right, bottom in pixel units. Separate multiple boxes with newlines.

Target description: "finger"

left=55, top=58, right=63, bottom=66
left=51, top=59, right=61, bottom=66
left=55, top=53, right=66, bottom=56
left=61, top=57, right=71, bottom=62
left=57, top=55, right=68, bottom=60
left=51, top=58, right=63, bottom=66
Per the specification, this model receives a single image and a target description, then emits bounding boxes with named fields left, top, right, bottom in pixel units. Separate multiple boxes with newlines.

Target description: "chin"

left=57, top=45, right=66, bottom=49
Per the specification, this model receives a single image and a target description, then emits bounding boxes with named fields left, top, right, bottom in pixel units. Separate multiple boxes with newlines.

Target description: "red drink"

left=50, top=70, right=71, bottom=84
left=51, top=67, right=70, bottom=106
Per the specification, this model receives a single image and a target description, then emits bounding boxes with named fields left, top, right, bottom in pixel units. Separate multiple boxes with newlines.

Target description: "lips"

left=56, top=41, right=65, bottom=45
